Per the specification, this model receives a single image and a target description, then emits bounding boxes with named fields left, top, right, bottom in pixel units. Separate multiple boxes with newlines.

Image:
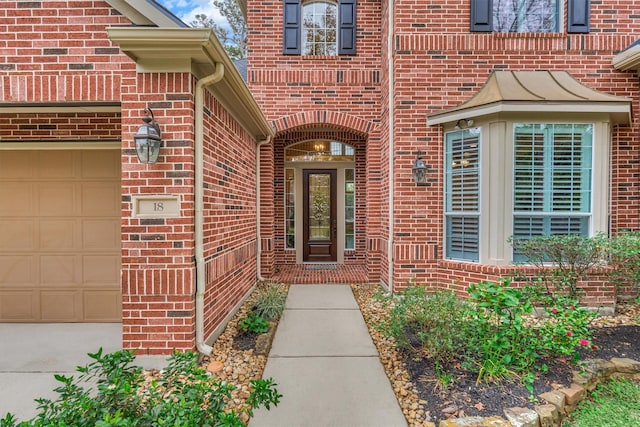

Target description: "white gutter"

left=195, top=63, right=225, bottom=355
left=256, top=136, right=272, bottom=281
left=387, top=0, right=395, bottom=292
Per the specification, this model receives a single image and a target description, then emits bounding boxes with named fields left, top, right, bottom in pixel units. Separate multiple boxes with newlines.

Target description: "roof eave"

left=107, top=27, right=273, bottom=140
left=105, top=0, right=188, bottom=28
left=427, top=101, right=632, bottom=126
left=612, top=44, right=640, bottom=71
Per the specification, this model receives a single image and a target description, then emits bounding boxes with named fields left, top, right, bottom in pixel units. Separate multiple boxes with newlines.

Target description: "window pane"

left=493, top=0, right=558, bottom=33
left=345, top=168, right=355, bottom=249
left=446, top=216, right=479, bottom=262
left=285, top=140, right=355, bottom=162
left=513, top=123, right=593, bottom=259
left=285, top=168, right=295, bottom=249
left=309, top=174, right=331, bottom=240
left=445, top=128, right=480, bottom=262
left=302, top=1, right=337, bottom=56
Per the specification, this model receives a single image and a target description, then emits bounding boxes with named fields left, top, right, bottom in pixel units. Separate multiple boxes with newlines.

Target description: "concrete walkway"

left=250, top=284, right=407, bottom=427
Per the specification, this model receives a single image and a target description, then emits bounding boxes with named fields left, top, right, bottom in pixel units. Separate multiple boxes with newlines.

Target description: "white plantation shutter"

left=445, top=130, right=480, bottom=261
left=513, top=124, right=592, bottom=259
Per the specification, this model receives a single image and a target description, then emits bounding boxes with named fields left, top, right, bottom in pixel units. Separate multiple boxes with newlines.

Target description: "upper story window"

left=283, top=0, right=356, bottom=55
left=493, top=0, right=559, bottom=33
left=470, top=0, right=590, bottom=33
left=303, top=1, right=337, bottom=56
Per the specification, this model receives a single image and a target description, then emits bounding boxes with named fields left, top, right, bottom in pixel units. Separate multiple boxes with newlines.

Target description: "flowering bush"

left=537, top=299, right=596, bottom=359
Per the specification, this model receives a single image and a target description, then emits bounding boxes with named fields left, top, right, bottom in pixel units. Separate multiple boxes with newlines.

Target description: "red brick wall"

left=2, top=1, right=263, bottom=353
left=247, top=0, right=384, bottom=282
left=391, top=0, right=640, bottom=292
left=0, top=112, right=120, bottom=140
left=247, top=0, right=640, bottom=301
left=120, top=74, right=261, bottom=354
left=0, top=1, right=130, bottom=103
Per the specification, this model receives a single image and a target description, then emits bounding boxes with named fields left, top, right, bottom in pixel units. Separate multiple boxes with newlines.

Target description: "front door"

left=303, top=169, right=337, bottom=262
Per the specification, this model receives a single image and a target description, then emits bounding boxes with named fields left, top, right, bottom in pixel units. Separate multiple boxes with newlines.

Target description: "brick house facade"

left=0, top=0, right=638, bottom=354
left=246, top=0, right=640, bottom=305
left=0, top=1, right=272, bottom=354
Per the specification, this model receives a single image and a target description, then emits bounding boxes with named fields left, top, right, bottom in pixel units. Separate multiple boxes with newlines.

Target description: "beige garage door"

left=0, top=149, right=121, bottom=322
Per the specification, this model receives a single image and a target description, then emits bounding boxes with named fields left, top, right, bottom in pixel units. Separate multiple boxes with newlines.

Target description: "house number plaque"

left=133, top=195, right=180, bottom=218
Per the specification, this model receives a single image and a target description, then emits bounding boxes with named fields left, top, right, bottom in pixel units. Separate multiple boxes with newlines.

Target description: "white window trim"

left=443, top=113, right=611, bottom=266
left=443, top=128, right=483, bottom=263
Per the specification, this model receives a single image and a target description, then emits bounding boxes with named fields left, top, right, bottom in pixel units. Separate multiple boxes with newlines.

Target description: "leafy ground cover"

left=352, top=283, right=640, bottom=426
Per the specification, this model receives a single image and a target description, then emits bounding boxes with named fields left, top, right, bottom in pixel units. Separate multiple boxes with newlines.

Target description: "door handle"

left=332, top=220, right=337, bottom=238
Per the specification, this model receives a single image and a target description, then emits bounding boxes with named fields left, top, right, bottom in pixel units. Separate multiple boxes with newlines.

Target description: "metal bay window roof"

left=427, top=71, right=632, bottom=126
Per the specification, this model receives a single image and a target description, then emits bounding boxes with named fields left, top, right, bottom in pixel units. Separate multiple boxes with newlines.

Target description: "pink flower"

left=570, top=305, right=575, bottom=310
left=551, top=308, right=558, bottom=314
left=579, top=339, right=590, bottom=346
left=566, top=331, right=573, bottom=337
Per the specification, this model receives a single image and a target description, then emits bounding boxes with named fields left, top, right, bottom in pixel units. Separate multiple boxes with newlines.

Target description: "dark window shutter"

left=567, top=0, right=590, bottom=33
left=470, top=0, right=492, bottom=32
left=283, top=0, right=301, bottom=54
left=338, top=0, right=356, bottom=55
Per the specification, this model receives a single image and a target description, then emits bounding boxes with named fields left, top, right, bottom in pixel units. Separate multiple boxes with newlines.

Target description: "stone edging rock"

left=437, top=357, right=640, bottom=427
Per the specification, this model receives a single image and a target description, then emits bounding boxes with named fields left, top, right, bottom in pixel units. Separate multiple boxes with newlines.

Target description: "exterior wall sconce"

left=412, top=153, right=428, bottom=185
left=454, top=118, right=474, bottom=130
left=134, top=107, right=162, bottom=164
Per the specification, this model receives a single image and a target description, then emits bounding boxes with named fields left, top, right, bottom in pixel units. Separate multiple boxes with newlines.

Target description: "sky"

left=155, top=0, right=226, bottom=27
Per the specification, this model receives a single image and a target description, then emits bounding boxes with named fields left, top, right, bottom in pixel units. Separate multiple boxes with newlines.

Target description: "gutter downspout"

left=256, top=136, right=272, bottom=281
left=195, top=63, right=225, bottom=356
left=387, top=0, right=395, bottom=292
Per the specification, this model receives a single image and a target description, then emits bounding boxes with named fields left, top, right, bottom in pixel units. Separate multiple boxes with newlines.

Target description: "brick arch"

left=271, top=110, right=375, bottom=137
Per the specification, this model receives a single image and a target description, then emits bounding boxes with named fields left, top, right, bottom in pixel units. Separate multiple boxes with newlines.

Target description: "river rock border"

left=437, top=357, right=640, bottom=427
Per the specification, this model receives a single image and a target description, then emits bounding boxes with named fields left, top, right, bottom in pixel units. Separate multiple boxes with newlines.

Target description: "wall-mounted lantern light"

left=134, top=107, right=162, bottom=164
left=412, top=153, right=428, bottom=185
left=454, top=118, right=474, bottom=130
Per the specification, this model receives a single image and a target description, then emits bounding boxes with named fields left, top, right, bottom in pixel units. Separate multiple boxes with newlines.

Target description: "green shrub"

left=1, top=348, right=281, bottom=427
left=239, top=311, right=271, bottom=334
left=466, top=279, right=539, bottom=384
left=510, top=234, right=606, bottom=299
left=253, top=281, right=288, bottom=320
left=377, top=284, right=472, bottom=363
left=606, top=231, right=640, bottom=298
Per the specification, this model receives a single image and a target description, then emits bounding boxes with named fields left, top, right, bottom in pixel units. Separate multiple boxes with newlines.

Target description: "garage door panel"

left=41, top=291, right=80, bottom=321
left=82, top=151, right=120, bottom=178
left=84, top=290, right=122, bottom=321
left=38, top=183, right=76, bottom=216
left=40, top=255, right=78, bottom=285
left=39, top=220, right=75, bottom=250
left=0, top=151, right=35, bottom=178
left=0, top=220, right=35, bottom=251
left=83, top=255, right=119, bottom=285
left=0, top=255, right=34, bottom=286
left=1, top=149, right=121, bottom=322
left=0, top=291, right=39, bottom=321
left=0, top=183, right=34, bottom=216
left=82, top=220, right=119, bottom=250
left=82, top=183, right=119, bottom=217
left=38, top=151, right=76, bottom=179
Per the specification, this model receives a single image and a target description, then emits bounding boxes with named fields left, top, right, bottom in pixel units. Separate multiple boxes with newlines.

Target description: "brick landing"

left=271, top=264, right=369, bottom=284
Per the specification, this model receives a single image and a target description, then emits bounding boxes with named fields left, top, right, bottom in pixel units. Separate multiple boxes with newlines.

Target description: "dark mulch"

left=232, top=331, right=260, bottom=351
left=404, top=324, right=640, bottom=424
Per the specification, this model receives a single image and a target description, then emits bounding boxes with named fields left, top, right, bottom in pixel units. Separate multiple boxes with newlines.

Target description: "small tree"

left=191, top=0, right=247, bottom=60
